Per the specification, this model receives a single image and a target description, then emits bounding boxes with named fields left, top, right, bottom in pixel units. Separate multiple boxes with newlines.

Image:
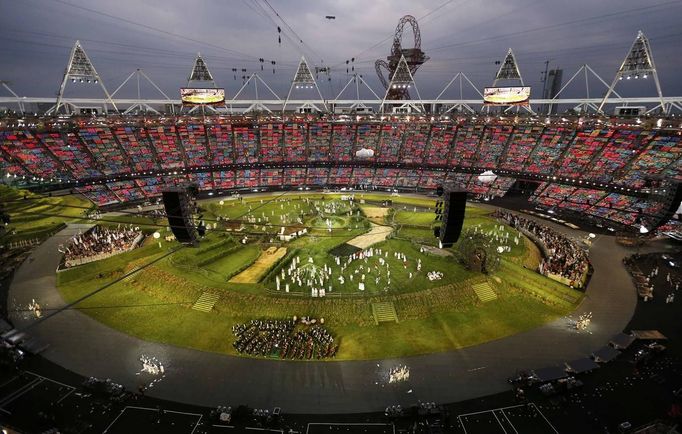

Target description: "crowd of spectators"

left=4, top=122, right=679, bottom=235
left=232, top=318, right=338, bottom=360
left=59, top=225, right=143, bottom=267
left=494, top=210, right=589, bottom=288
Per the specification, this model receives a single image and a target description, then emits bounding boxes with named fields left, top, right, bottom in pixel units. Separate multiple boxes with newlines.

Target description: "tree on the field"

left=454, top=229, right=500, bottom=274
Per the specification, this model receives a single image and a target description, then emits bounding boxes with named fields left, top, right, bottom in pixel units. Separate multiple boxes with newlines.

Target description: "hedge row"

left=196, top=243, right=243, bottom=268
left=260, top=247, right=301, bottom=284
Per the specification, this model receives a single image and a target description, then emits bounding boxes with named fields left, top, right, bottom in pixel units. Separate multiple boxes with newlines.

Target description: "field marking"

left=245, top=428, right=286, bottom=432
left=531, top=403, right=559, bottom=434
left=25, top=370, right=76, bottom=390
left=190, top=414, right=203, bottom=434
left=306, top=422, right=394, bottom=434
left=102, top=408, right=126, bottom=433
left=458, top=404, right=527, bottom=434
left=457, top=415, right=469, bottom=434
left=458, top=403, right=526, bottom=418
left=0, top=375, right=20, bottom=389
left=492, top=410, right=509, bottom=434
left=56, top=388, right=75, bottom=404
left=459, top=404, right=558, bottom=434
left=124, top=405, right=203, bottom=417
left=22, top=370, right=76, bottom=405
left=499, top=409, right=519, bottom=434
left=103, top=405, right=203, bottom=434
left=0, top=377, right=43, bottom=408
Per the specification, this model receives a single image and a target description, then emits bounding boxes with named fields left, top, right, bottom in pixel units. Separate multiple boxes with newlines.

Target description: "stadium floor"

left=8, top=201, right=644, bottom=413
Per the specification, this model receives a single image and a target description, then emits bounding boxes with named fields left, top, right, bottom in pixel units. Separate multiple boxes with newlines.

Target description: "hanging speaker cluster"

left=162, top=187, right=198, bottom=245
left=434, top=184, right=467, bottom=248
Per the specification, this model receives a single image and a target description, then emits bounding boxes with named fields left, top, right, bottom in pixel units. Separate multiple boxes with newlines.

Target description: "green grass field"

left=55, top=191, right=584, bottom=360
left=0, top=185, right=94, bottom=244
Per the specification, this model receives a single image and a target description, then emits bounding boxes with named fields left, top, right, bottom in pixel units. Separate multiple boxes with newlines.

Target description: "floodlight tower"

left=185, top=53, right=221, bottom=114
left=493, top=48, right=524, bottom=86
left=490, top=48, right=533, bottom=114
left=187, top=53, right=218, bottom=88
left=379, top=54, right=424, bottom=113
left=375, top=15, right=429, bottom=100
left=54, top=41, right=117, bottom=115
left=598, top=31, right=666, bottom=114
left=283, top=56, right=327, bottom=113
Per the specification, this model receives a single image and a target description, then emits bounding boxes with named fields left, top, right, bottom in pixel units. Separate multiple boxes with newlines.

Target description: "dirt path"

left=359, top=206, right=390, bottom=225
left=347, top=223, right=392, bottom=249
left=230, top=246, right=287, bottom=283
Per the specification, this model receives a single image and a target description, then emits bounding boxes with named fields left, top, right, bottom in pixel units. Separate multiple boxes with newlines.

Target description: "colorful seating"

left=500, top=125, right=543, bottom=171
left=424, top=124, right=455, bottom=167
left=400, top=123, right=430, bottom=164
left=477, top=125, right=513, bottom=169
left=330, top=123, right=355, bottom=162
left=283, top=123, right=306, bottom=162
left=260, top=123, right=284, bottom=163
left=450, top=124, right=484, bottom=167
left=178, top=124, right=209, bottom=167
left=377, top=123, right=404, bottom=163
left=78, top=127, right=131, bottom=175
left=146, top=126, right=185, bottom=169
left=207, top=124, right=234, bottom=165
left=114, top=126, right=158, bottom=172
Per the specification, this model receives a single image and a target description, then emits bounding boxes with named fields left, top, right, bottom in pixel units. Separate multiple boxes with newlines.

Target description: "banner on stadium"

left=483, top=86, right=531, bottom=106
left=180, top=88, right=226, bottom=105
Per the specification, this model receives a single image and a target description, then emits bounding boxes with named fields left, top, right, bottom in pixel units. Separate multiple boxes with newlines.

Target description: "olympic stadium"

left=1, top=1, right=682, bottom=433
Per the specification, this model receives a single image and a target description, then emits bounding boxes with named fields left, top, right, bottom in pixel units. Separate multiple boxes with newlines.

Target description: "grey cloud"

left=1, top=0, right=680, bottom=100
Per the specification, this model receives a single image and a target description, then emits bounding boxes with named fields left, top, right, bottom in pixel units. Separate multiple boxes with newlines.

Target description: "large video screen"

left=180, top=88, right=225, bottom=105
left=483, top=86, right=531, bottom=106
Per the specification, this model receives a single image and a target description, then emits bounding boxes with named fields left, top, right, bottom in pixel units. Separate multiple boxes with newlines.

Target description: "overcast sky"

left=1, top=0, right=682, bottom=101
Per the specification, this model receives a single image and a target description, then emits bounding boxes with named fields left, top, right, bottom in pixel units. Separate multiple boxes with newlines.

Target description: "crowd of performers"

left=274, top=246, right=431, bottom=296
left=232, top=318, right=338, bottom=360
left=624, top=254, right=681, bottom=302
left=218, top=197, right=324, bottom=230
left=494, top=210, right=589, bottom=287
left=58, top=225, right=143, bottom=267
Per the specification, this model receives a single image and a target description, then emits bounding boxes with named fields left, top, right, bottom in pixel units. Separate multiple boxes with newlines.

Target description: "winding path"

left=9, top=209, right=639, bottom=414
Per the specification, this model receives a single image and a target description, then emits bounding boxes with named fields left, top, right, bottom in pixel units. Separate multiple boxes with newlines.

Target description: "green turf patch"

left=328, top=243, right=362, bottom=257
left=0, top=185, right=93, bottom=244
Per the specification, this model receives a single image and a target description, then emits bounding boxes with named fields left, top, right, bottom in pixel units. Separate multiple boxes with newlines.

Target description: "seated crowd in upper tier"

left=1, top=121, right=679, bottom=230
